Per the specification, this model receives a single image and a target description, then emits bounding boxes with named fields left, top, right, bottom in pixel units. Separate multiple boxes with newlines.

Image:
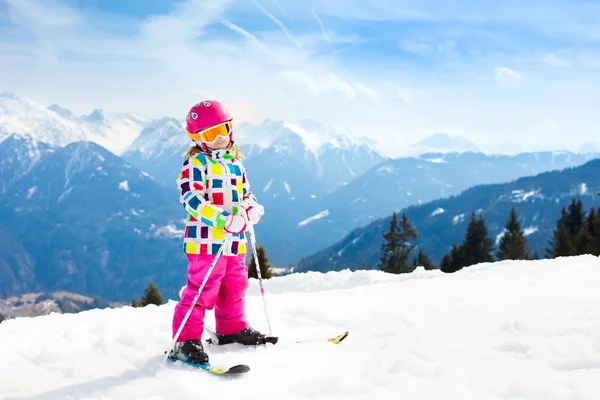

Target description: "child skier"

left=169, top=100, right=270, bottom=365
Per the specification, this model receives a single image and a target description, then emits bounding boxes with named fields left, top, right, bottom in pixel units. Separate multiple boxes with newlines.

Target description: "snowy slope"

left=2, top=256, right=600, bottom=399
left=82, top=109, right=150, bottom=155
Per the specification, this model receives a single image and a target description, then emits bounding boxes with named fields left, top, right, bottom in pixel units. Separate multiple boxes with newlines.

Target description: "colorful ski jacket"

left=177, top=147, right=257, bottom=256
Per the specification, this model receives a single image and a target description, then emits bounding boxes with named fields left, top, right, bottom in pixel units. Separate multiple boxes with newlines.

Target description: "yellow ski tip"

left=328, top=331, right=349, bottom=344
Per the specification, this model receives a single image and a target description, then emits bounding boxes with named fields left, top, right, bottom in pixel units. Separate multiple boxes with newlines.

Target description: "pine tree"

left=379, top=212, right=400, bottom=272
left=440, top=253, right=453, bottom=273
left=0, top=313, right=5, bottom=323
left=566, top=199, right=585, bottom=237
left=131, top=299, right=140, bottom=308
left=140, top=281, right=163, bottom=306
left=248, top=245, right=273, bottom=279
left=497, top=207, right=529, bottom=260
left=593, top=210, right=600, bottom=256
left=574, top=220, right=593, bottom=255
left=461, top=212, right=494, bottom=266
left=547, top=207, right=575, bottom=258
left=413, top=250, right=435, bottom=270
left=379, top=212, right=418, bottom=274
left=586, top=208, right=600, bottom=256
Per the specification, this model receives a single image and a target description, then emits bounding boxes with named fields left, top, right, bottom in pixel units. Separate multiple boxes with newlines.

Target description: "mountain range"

left=0, top=135, right=187, bottom=300
left=1, top=92, right=600, bottom=301
left=296, top=159, right=600, bottom=272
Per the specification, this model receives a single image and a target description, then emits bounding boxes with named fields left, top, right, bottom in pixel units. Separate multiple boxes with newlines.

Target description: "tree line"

left=378, top=198, right=600, bottom=274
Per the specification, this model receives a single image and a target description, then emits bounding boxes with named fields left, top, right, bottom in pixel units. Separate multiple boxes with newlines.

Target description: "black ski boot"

left=169, top=340, right=209, bottom=364
left=216, top=327, right=278, bottom=346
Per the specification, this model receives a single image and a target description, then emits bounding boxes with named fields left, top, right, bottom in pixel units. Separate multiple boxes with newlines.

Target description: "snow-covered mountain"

left=297, top=158, right=600, bottom=272
left=0, top=134, right=54, bottom=194
left=0, top=93, right=92, bottom=147
left=408, top=133, right=480, bottom=155
left=123, top=119, right=386, bottom=266
left=1, top=256, right=599, bottom=399
left=283, top=151, right=599, bottom=266
left=0, top=140, right=187, bottom=299
left=82, top=109, right=150, bottom=154
left=0, top=93, right=149, bottom=154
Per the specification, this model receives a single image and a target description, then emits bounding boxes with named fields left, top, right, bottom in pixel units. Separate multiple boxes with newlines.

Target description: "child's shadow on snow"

left=6, top=355, right=166, bottom=400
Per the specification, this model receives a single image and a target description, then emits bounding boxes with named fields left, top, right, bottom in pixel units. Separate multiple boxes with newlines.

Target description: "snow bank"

left=1, top=256, right=600, bottom=399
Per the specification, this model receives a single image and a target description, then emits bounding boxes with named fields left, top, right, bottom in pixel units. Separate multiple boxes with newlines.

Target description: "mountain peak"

left=85, top=109, right=105, bottom=124
left=48, top=104, right=78, bottom=121
left=411, top=133, right=480, bottom=154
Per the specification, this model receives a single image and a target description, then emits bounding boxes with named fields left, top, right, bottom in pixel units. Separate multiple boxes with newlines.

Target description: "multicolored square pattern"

left=177, top=148, right=258, bottom=256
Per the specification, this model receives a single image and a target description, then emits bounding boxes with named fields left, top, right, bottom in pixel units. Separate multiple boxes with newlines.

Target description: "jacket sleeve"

left=241, top=165, right=258, bottom=204
left=177, top=156, right=230, bottom=229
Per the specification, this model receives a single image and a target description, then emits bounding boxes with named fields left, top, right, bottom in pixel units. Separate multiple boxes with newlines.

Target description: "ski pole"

left=164, top=233, right=232, bottom=364
left=247, top=222, right=272, bottom=335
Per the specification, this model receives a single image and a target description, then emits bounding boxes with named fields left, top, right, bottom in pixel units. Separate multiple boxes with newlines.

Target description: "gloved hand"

left=241, top=198, right=265, bottom=225
left=224, top=214, right=247, bottom=234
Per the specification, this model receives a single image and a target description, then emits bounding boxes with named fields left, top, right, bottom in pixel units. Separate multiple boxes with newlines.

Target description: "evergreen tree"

left=574, top=220, right=593, bottom=255
left=248, top=245, right=273, bottom=279
left=566, top=199, right=585, bottom=237
left=379, top=212, right=400, bottom=272
left=546, top=207, right=575, bottom=258
left=439, top=253, right=452, bottom=273
left=140, top=281, right=163, bottom=306
left=461, top=212, right=494, bottom=266
left=497, top=207, right=529, bottom=260
left=0, top=313, right=4, bottom=323
left=379, top=212, right=418, bottom=274
left=593, top=210, right=600, bottom=256
left=131, top=299, right=140, bottom=308
left=586, top=208, right=600, bottom=256
left=412, top=250, right=435, bottom=270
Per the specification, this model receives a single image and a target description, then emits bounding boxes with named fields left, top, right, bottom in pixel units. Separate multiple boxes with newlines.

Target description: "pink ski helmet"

left=185, top=100, right=233, bottom=145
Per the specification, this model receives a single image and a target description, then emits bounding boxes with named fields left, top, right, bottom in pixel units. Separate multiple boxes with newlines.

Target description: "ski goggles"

left=199, top=121, right=233, bottom=143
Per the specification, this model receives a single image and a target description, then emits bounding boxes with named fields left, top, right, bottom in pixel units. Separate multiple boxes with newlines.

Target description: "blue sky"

left=1, top=0, right=600, bottom=154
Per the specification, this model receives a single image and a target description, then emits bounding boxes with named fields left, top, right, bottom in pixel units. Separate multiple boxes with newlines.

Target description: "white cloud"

left=311, top=8, right=331, bottom=44
left=493, top=67, right=523, bottom=87
left=355, top=83, right=380, bottom=102
left=533, top=119, right=558, bottom=135
left=542, top=53, right=570, bottom=67
left=252, top=0, right=303, bottom=50
left=1, top=0, right=600, bottom=157
left=279, top=70, right=357, bottom=99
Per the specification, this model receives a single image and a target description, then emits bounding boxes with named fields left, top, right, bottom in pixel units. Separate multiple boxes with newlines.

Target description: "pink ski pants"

left=172, top=253, right=248, bottom=342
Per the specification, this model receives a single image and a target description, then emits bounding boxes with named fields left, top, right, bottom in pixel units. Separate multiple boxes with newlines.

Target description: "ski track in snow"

left=1, top=256, right=600, bottom=399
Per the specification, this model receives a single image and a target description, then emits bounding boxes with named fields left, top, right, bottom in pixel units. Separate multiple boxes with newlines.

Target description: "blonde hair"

left=186, top=143, right=244, bottom=160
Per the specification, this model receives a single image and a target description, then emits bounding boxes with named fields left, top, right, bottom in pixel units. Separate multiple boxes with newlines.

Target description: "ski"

left=166, top=356, right=250, bottom=375
left=204, top=327, right=278, bottom=346
left=204, top=327, right=349, bottom=346
left=328, top=331, right=349, bottom=344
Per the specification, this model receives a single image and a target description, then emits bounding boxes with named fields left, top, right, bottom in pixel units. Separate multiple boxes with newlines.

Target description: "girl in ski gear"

left=169, top=100, right=267, bottom=364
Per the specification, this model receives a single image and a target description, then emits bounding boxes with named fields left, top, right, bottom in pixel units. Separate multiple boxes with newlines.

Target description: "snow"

left=511, top=189, right=540, bottom=203
left=283, top=181, right=291, bottom=195
left=424, top=157, right=445, bottom=163
left=263, top=180, right=273, bottom=192
left=119, top=181, right=130, bottom=191
left=298, top=210, right=330, bottom=227
left=377, top=165, right=394, bottom=173
left=580, top=183, right=588, bottom=195
left=25, top=186, right=37, bottom=199
left=1, top=256, right=600, bottom=399
left=453, top=213, right=465, bottom=225
left=431, top=207, right=445, bottom=216
left=524, top=226, right=538, bottom=236
left=0, top=94, right=148, bottom=154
